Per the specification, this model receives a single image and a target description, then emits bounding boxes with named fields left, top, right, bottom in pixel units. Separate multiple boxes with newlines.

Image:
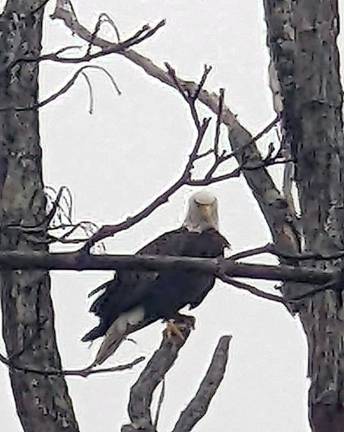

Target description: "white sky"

left=3, top=1, right=344, bottom=431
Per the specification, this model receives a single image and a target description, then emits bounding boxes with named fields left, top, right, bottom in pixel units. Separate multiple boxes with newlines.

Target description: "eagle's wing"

left=187, top=230, right=230, bottom=309
left=82, top=228, right=188, bottom=342
left=83, top=228, right=230, bottom=366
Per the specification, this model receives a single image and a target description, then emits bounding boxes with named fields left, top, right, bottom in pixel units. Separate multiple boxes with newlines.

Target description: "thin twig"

left=80, top=74, right=211, bottom=252
left=14, top=20, right=166, bottom=68
left=45, top=186, right=66, bottom=227
left=218, top=274, right=288, bottom=305
left=0, top=65, right=120, bottom=112
left=231, top=242, right=344, bottom=262
left=191, top=65, right=212, bottom=102
left=98, top=13, right=121, bottom=42
left=80, top=70, right=279, bottom=251
left=81, top=72, right=94, bottom=114
left=191, top=154, right=292, bottom=186
left=229, top=244, right=273, bottom=261
left=0, top=352, right=144, bottom=378
left=54, top=45, right=82, bottom=56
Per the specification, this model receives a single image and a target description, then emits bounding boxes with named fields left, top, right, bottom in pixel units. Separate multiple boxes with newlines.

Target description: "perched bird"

left=82, top=190, right=230, bottom=366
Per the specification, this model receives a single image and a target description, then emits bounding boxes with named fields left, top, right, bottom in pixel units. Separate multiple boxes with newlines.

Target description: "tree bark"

left=0, top=2, right=79, bottom=431
left=264, top=1, right=344, bottom=430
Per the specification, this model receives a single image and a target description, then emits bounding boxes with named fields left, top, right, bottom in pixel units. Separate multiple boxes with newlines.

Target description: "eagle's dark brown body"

left=82, top=227, right=229, bottom=343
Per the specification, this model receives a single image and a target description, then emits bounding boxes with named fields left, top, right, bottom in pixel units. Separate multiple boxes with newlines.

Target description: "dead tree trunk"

left=0, top=2, right=79, bottom=431
left=264, top=1, right=344, bottom=430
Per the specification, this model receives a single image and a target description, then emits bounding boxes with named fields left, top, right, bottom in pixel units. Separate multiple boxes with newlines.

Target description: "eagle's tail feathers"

left=92, top=306, right=145, bottom=367
left=81, top=323, right=107, bottom=342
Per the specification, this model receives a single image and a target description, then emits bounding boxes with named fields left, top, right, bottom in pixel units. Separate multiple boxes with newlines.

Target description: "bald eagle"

left=82, top=190, right=229, bottom=366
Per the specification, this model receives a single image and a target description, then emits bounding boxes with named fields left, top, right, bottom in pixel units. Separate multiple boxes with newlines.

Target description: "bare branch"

left=0, top=351, right=144, bottom=378
left=81, top=72, right=94, bottom=114
left=219, top=274, right=287, bottom=306
left=122, top=325, right=193, bottom=431
left=79, top=117, right=210, bottom=252
left=27, top=20, right=166, bottom=65
left=54, top=45, right=82, bottom=56
left=0, top=65, right=120, bottom=112
left=97, top=13, right=121, bottom=43
left=214, top=88, right=224, bottom=157
left=190, top=153, right=292, bottom=187
left=45, top=186, right=66, bottom=227
left=230, top=242, right=344, bottom=262
left=78, top=62, right=217, bottom=252
left=172, top=335, right=231, bottom=432
left=0, top=250, right=335, bottom=285
left=5, top=186, right=105, bottom=250
left=80, top=82, right=280, bottom=251
left=229, top=244, right=273, bottom=261
left=165, top=63, right=211, bottom=131
left=77, top=144, right=284, bottom=246
left=50, top=3, right=298, bottom=249
left=191, top=65, right=212, bottom=102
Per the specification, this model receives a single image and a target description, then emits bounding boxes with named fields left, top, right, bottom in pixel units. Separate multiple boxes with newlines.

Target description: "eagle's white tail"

left=91, top=307, right=145, bottom=366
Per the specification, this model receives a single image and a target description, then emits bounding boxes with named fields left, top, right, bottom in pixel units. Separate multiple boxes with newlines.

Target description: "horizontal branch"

left=0, top=250, right=335, bottom=284
left=0, top=351, right=144, bottom=378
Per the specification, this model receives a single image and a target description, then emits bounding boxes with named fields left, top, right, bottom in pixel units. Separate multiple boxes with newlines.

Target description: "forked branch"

left=122, top=325, right=193, bottom=432
left=122, top=328, right=231, bottom=432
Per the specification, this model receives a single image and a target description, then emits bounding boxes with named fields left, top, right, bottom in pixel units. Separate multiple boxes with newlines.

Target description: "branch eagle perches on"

left=0, top=249, right=338, bottom=303
left=122, top=329, right=231, bottom=432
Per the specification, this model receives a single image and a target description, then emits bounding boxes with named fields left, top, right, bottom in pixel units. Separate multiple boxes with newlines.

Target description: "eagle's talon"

left=165, top=320, right=186, bottom=341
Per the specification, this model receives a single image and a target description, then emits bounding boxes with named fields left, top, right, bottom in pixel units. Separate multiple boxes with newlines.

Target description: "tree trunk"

left=264, top=1, right=344, bottom=430
left=0, top=2, right=79, bottom=431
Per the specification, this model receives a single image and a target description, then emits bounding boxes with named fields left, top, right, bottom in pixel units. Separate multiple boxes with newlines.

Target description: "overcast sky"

left=3, top=1, right=344, bottom=431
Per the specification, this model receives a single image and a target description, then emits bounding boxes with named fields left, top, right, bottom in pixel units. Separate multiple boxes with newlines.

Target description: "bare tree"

left=0, top=2, right=79, bottom=431
left=1, top=1, right=344, bottom=431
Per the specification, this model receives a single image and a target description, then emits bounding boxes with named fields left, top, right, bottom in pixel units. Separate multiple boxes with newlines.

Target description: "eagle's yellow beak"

left=199, top=204, right=212, bottom=221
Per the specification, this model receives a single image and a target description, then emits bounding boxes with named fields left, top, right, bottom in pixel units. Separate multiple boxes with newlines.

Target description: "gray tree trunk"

left=0, top=2, right=79, bottom=431
left=264, top=1, right=344, bottom=430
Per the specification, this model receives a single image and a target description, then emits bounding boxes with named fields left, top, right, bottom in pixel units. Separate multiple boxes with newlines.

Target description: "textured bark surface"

left=0, top=2, right=79, bottom=431
left=264, top=1, right=344, bottom=430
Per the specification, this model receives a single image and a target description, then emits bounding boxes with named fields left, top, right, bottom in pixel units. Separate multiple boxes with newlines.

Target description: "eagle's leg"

left=164, top=314, right=196, bottom=341
left=165, top=320, right=185, bottom=341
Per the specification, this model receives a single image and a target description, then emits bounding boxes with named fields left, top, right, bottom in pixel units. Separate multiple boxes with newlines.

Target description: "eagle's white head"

left=183, top=190, right=219, bottom=233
